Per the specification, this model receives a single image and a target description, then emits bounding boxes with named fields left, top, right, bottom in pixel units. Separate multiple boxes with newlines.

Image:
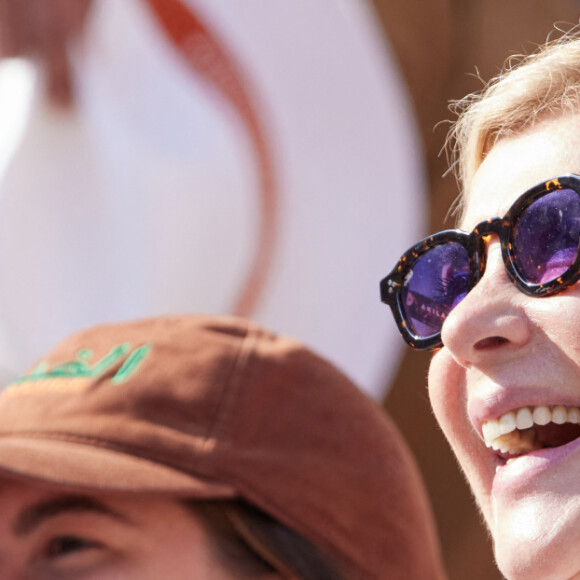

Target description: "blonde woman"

left=381, top=32, right=580, bottom=580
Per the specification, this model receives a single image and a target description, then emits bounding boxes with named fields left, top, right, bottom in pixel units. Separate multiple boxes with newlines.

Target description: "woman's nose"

left=440, top=240, right=533, bottom=368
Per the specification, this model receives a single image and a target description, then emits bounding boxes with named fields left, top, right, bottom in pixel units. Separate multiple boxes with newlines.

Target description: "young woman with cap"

left=0, top=314, right=445, bottom=579
left=380, top=30, right=580, bottom=580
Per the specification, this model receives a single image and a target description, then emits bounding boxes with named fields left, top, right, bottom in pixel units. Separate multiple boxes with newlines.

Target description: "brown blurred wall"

left=372, top=2, right=580, bottom=579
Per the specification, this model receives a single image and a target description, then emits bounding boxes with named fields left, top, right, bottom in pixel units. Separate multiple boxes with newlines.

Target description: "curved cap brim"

left=0, top=437, right=237, bottom=497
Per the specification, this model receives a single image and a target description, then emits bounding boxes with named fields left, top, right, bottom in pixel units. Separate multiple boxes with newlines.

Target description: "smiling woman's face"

left=0, top=478, right=275, bottom=580
left=429, top=111, right=580, bottom=580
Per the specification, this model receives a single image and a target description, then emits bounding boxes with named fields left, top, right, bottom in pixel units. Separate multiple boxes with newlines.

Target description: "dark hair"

left=184, top=499, right=349, bottom=580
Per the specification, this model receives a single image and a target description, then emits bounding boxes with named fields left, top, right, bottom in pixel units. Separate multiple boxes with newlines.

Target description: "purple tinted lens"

left=513, top=188, right=580, bottom=284
left=401, top=242, right=470, bottom=338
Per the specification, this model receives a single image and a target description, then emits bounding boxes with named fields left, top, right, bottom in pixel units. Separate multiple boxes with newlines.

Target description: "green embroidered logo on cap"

left=13, top=343, right=152, bottom=386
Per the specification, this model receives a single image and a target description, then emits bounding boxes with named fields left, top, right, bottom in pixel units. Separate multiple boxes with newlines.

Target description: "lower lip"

left=492, top=435, right=580, bottom=494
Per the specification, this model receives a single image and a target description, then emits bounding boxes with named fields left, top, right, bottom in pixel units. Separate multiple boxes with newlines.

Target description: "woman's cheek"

left=428, top=349, right=467, bottom=439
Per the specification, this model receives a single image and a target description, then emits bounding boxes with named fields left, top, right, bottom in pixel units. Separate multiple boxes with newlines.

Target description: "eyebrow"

left=13, top=494, right=135, bottom=537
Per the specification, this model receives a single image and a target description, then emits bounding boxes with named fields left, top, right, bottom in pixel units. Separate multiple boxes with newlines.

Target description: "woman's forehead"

left=461, top=112, right=580, bottom=229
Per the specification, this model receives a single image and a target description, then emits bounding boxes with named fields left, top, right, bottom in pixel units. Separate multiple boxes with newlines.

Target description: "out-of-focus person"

left=0, top=313, right=446, bottom=579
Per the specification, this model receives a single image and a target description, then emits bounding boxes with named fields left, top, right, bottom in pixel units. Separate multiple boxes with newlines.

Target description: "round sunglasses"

left=380, top=175, right=580, bottom=349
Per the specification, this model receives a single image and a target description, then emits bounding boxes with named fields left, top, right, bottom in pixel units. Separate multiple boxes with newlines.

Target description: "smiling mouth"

left=482, top=406, right=580, bottom=457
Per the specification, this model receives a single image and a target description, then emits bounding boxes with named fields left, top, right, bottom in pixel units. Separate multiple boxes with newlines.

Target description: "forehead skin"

left=462, top=112, right=580, bottom=229
left=0, top=478, right=252, bottom=580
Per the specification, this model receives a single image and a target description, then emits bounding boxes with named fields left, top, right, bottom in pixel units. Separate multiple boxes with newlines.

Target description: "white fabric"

left=0, top=0, right=425, bottom=399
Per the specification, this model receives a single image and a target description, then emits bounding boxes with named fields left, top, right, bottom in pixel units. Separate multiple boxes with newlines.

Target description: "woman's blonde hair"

left=449, top=28, right=580, bottom=216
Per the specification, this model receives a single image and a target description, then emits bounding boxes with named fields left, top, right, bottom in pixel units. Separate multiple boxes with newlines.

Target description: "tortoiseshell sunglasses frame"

left=380, top=174, right=580, bottom=349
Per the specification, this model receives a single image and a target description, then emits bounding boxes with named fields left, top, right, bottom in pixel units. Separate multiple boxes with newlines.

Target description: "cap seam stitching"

left=202, top=319, right=259, bottom=445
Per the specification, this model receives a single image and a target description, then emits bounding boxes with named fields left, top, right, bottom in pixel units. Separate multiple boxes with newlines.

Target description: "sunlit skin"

left=0, top=477, right=281, bottom=580
left=429, top=112, right=580, bottom=580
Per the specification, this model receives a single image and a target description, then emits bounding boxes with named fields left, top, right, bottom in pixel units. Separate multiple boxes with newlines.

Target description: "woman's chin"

left=493, top=501, right=580, bottom=580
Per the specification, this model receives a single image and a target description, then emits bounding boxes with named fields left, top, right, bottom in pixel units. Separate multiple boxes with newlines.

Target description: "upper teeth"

left=482, top=405, right=580, bottom=454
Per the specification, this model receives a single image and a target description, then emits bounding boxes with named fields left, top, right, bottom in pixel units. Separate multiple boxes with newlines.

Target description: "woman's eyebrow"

left=13, top=494, right=135, bottom=536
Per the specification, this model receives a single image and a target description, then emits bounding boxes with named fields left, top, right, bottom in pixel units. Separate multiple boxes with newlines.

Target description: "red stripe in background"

left=143, top=0, right=277, bottom=317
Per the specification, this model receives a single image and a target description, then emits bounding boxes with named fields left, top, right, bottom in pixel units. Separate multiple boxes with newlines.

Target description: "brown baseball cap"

left=0, top=314, right=444, bottom=579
